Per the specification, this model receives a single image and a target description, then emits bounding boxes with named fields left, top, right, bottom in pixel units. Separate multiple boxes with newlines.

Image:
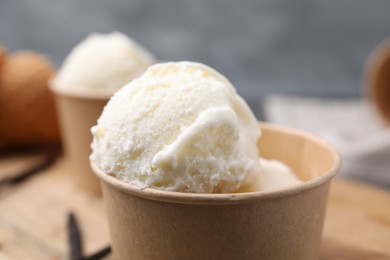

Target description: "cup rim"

left=49, top=77, right=114, bottom=100
left=91, top=123, right=340, bottom=205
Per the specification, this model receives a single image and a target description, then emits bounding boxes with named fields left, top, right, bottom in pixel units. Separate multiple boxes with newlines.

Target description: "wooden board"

left=0, top=156, right=110, bottom=260
left=0, top=154, right=389, bottom=260
left=321, top=179, right=390, bottom=259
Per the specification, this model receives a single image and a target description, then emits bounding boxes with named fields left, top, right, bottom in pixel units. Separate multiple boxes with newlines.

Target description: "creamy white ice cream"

left=54, top=32, right=154, bottom=93
left=256, top=159, right=302, bottom=191
left=91, top=61, right=301, bottom=193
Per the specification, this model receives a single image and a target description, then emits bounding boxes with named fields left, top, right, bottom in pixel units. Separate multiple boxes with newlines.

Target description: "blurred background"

left=2, top=0, right=390, bottom=117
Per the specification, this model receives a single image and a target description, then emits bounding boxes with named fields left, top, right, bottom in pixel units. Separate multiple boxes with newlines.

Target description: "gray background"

left=1, top=0, right=390, bottom=117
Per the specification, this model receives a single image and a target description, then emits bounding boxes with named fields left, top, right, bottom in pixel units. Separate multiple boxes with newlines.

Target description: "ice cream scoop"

left=54, top=32, right=154, bottom=94
left=91, top=61, right=301, bottom=193
left=257, top=158, right=302, bottom=191
left=91, top=61, right=262, bottom=193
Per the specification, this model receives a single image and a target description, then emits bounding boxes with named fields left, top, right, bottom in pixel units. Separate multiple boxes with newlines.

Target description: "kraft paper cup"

left=365, top=38, right=390, bottom=124
left=92, top=123, right=340, bottom=259
left=51, top=83, right=111, bottom=195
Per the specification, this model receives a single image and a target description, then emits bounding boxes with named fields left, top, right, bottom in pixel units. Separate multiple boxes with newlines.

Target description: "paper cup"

left=365, top=38, right=390, bottom=124
left=92, top=123, right=340, bottom=259
left=51, top=84, right=110, bottom=195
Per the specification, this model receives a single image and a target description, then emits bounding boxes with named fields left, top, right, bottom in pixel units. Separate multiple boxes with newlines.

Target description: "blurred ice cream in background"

left=53, top=31, right=155, bottom=94
left=50, top=31, right=155, bottom=194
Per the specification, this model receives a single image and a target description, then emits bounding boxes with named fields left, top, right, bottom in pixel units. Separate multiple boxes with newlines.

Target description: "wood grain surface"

left=0, top=153, right=389, bottom=260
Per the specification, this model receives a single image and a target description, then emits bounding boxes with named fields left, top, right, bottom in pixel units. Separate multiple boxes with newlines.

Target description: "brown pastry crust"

left=0, top=51, right=60, bottom=148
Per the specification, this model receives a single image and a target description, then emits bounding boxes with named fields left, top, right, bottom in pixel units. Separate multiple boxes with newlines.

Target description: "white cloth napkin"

left=262, top=95, right=390, bottom=188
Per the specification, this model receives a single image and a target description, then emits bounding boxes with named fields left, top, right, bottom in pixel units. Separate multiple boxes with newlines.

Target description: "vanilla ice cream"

left=256, top=159, right=302, bottom=191
left=54, top=32, right=154, bottom=93
left=91, top=61, right=301, bottom=193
